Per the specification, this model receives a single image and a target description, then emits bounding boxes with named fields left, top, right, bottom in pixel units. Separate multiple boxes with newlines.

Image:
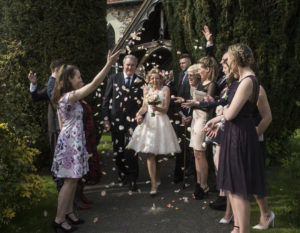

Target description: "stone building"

left=107, top=0, right=172, bottom=76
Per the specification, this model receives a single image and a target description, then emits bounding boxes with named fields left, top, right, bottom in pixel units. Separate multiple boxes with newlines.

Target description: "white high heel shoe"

left=253, top=211, right=275, bottom=230
left=219, top=215, right=233, bottom=224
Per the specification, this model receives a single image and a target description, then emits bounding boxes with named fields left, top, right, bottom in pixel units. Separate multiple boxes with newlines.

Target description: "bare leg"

left=214, top=144, right=220, bottom=171
left=223, top=195, right=233, bottom=221
left=198, top=150, right=208, bottom=189
left=254, top=195, right=271, bottom=226
left=147, top=154, right=157, bottom=191
left=230, top=193, right=250, bottom=233
left=194, top=150, right=201, bottom=184
left=55, top=178, right=79, bottom=229
left=155, top=155, right=163, bottom=184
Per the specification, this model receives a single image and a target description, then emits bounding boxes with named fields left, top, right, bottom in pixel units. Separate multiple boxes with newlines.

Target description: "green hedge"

left=0, top=0, right=107, bottom=163
left=163, top=0, right=300, bottom=163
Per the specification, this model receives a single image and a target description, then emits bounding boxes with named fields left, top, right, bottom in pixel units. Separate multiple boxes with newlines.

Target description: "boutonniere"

left=133, top=77, right=143, bottom=84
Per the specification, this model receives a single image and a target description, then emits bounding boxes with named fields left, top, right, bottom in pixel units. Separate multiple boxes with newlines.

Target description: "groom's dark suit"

left=102, top=72, right=145, bottom=185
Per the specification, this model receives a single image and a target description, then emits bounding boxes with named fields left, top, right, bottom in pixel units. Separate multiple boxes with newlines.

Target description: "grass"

left=1, top=176, right=58, bottom=233
left=2, top=133, right=300, bottom=233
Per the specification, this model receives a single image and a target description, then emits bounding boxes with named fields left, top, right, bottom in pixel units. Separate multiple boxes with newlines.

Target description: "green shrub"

left=0, top=123, right=45, bottom=226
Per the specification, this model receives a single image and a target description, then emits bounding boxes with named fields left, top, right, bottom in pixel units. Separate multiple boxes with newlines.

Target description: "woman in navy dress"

left=203, top=44, right=268, bottom=233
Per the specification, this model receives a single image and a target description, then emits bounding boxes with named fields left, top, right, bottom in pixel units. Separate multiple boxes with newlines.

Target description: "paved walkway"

left=77, top=153, right=232, bottom=233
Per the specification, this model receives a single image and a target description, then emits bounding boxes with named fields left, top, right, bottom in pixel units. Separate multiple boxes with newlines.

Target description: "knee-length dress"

left=51, top=93, right=89, bottom=178
left=127, top=86, right=181, bottom=155
left=217, top=76, right=267, bottom=199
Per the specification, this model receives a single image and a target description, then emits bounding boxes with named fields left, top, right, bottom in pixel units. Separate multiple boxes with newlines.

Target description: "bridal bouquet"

left=146, top=93, right=161, bottom=117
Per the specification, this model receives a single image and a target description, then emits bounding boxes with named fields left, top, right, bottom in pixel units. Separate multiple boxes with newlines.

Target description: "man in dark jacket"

left=102, top=55, right=145, bottom=191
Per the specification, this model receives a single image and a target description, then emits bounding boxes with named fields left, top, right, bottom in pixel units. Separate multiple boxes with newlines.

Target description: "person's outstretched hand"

left=28, top=70, right=37, bottom=85
left=202, top=25, right=213, bottom=44
left=107, top=49, right=122, bottom=64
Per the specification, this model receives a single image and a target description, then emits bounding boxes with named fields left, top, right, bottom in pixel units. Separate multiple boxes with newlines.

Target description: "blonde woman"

left=127, top=69, right=180, bottom=196
left=181, top=57, right=218, bottom=200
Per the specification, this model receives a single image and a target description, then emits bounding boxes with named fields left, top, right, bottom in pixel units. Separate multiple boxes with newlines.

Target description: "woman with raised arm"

left=203, top=44, right=269, bottom=233
left=50, top=50, right=121, bottom=233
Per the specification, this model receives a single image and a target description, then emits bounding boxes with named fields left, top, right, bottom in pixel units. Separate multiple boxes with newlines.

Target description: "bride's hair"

left=147, top=68, right=163, bottom=80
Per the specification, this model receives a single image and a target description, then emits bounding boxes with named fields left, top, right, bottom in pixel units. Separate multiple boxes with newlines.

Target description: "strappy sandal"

left=66, top=212, right=85, bottom=225
left=52, top=220, right=78, bottom=232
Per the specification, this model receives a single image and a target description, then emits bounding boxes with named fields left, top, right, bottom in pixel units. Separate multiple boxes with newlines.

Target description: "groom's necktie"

left=125, top=77, right=131, bottom=88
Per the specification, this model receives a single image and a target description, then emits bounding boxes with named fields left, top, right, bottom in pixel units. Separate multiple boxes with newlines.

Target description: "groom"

left=102, top=55, right=145, bottom=191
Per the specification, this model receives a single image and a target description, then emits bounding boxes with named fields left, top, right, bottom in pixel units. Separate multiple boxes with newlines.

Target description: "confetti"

left=93, top=217, right=99, bottom=223
left=174, top=189, right=180, bottom=193
left=100, top=190, right=106, bottom=196
left=119, top=125, right=125, bottom=130
left=128, top=191, right=133, bottom=196
left=43, top=210, right=48, bottom=217
left=102, top=171, right=107, bottom=175
left=151, top=203, right=156, bottom=210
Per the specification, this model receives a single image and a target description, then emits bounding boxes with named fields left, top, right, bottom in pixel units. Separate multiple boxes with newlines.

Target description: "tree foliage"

left=163, top=0, right=300, bottom=163
left=0, top=0, right=107, bottom=161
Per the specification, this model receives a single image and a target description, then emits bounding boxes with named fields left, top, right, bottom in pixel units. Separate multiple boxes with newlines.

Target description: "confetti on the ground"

left=93, top=217, right=99, bottom=223
left=151, top=203, right=156, bottom=210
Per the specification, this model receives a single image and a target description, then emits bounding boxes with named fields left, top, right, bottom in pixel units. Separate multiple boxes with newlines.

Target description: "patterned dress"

left=51, top=92, right=89, bottom=178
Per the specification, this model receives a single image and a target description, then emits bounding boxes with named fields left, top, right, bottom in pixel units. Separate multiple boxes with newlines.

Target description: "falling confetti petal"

left=119, top=125, right=125, bottom=130
left=101, top=190, right=106, bottom=196
left=93, top=217, right=99, bottom=223
left=128, top=191, right=133, bottom=196
left=43, top=210, right=48, bottom=217
left=102, top=171, right=107, bottom=175
left=174, top=189, right=180, bottom=193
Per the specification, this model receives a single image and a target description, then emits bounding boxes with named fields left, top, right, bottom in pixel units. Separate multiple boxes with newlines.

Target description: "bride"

left=127, top=68, right=181, bottom=196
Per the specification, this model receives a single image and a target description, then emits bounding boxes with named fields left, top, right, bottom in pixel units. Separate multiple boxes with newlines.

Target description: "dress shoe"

left=66, top=212, right=85, bottom=225
left=149, top=189, right=157, bottom=196
left=74, top=200, right=91, bottom=210
left=52, top=221, right=78, bottom=233
left=219, top=215, right=233, bottom=224
left=129, top=181, right=138, bottom=191
left=253, top=211, right=275, bottom=230
left=209, top=196, right=226, bottom=211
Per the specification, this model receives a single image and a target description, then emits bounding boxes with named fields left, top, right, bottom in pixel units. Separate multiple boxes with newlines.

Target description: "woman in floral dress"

left=50, top=50, right=120, bottom=232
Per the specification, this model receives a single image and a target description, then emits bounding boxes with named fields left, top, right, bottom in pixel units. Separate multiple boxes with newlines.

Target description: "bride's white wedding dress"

left=127, top=86, right=181, bottom=155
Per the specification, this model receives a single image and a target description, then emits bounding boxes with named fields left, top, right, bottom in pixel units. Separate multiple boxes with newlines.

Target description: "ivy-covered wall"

left=0, top=0, right=107, bottom=164
left=163, top=0, right=300, bottom=163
